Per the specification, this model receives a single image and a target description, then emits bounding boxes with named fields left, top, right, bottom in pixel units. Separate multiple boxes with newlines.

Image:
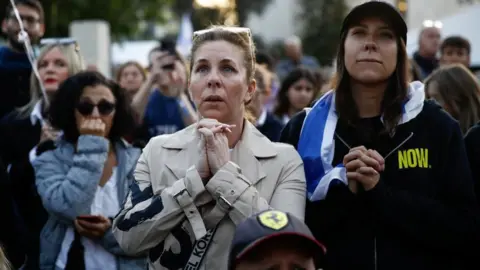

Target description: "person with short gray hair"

left=275, top=35, right=320, bottom=80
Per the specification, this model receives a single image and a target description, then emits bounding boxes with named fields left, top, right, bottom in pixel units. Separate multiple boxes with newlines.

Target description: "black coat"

left=0, top=111, right=49, bottom=269
left=280, top=101, right=479, bottom=270
left=256, top=112, right=284, bottom=142
left=0, top=156, right=27, bottom=268
left=0, top=46, right=31, bottom=119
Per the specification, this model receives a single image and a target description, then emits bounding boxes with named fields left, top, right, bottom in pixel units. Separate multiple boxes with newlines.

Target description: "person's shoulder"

left=303, top=55, right=319, bottom=66
left=0, top=46, right=9, bottom=61
left=34, top=140, right=68, bottom=166
left=146, top=124, right=196, bottom=150
left=465, top=122, right=480, bottom=145
left=266, top=112, right=284, bottom=127
left=283, top=110, right=307, bottom=134
left=277, top=110, right=307, bottom=148
left=420, top=100, right=458, bottom=130
left=0, top=110, right=31, bottom=131
left=269, top=140, right=303, bottom=165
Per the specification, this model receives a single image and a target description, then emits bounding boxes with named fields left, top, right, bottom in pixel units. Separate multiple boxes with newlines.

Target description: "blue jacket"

left=33, top=135, right=146, bottom=270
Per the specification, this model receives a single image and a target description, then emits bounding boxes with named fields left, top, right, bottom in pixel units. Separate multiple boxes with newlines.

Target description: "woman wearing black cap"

left=280, top=2, right=479, bottom=270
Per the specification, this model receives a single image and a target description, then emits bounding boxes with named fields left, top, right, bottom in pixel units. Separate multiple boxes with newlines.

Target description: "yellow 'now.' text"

left=398, top=148, right=430, bottom=169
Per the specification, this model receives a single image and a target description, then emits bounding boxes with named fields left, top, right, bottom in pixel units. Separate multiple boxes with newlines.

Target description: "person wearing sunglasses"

left=113, top=25, right=306, bottom=270
left=280, top=2, right=479, bottom=270
left=33, top=71, right=146, bottom=270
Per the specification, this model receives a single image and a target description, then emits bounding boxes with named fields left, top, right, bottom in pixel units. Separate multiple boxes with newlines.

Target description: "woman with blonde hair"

left=113, top=25, right=306, bottom=269
left=425, top=64, right=480, bottom=134
left=0, top=40, right=85, bottom=269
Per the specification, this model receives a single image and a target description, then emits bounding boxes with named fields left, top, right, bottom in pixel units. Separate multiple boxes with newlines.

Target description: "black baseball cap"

left=341, top=0, right=408, bottom=43
left=228, top=210, right=326, bottom=269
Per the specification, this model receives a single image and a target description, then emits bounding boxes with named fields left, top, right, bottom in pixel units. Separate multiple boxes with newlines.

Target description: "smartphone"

left=160, top=39, right=177, bottom=71
left=77, top=215, right=103, bottom=223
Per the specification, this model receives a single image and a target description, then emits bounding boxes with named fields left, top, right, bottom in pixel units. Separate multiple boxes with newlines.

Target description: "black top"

left=280, top=100, right=479, bottom=270
left=0, top=111, right=48, bottom=269
left=465, top=123, right=480, bottom=205
left=256, top=112, right=284, bottom=142
left=0, top=46, right=31, bottom=119
left=0, top=156, right=27, bottom=268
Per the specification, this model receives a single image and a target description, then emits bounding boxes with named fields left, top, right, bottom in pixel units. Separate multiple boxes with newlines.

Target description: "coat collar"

left=162, top=121, right=277, bottom=186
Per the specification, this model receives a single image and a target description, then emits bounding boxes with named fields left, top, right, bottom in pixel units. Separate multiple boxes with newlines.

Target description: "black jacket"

left=0, top=156, right=27, bottom=268
left=256, top=112, right=284, bottom=142
left=0, top=46, right=31, bottom=119
left=465, top=123, right=480, bottom=204
left=280, top=101, right=479, bottom=270
left=0, top=111, right=48, bottom=269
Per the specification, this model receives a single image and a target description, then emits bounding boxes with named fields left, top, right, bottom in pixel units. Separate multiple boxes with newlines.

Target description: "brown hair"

left=425, top=64, right=480, bottom=134
left=6, top=0, right=44, bottom=22
left=190, top=26, right=256, bottom=123
left=333, top=29, right=410, bottom=136
left=190, top=26, right=256, bottom=83
left=115, top=61, right=147, bottom=83
left=440, top=36, right=471, bottom=55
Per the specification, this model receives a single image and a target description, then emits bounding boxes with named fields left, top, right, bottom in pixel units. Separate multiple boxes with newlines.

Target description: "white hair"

left=285, top=35, right=302, bottom=47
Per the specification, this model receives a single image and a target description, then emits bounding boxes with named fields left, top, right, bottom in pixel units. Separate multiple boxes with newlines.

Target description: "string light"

left=9, top=0, right=49, bottom=106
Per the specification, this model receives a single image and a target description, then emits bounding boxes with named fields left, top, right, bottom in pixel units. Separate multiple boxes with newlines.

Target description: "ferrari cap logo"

left=258, top=210, right=289, bottom=230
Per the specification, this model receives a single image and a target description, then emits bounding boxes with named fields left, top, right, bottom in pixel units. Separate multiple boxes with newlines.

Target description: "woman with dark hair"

left=33, top=71, right=146, bottom=270
left=280, top=2, right=479, bottom=270
left=273, top=67, right=320, bottom=124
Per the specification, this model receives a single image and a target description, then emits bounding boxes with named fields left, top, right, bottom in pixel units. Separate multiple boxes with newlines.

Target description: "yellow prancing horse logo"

left=258, top=210, right=288, bottom=230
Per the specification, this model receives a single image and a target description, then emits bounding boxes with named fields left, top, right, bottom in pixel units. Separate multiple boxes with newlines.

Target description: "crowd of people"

left=1, top=0, right=480, bottom=270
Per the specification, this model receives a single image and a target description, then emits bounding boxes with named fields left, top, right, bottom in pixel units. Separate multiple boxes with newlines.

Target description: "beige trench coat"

left=113, top=121, right=306, bottom=270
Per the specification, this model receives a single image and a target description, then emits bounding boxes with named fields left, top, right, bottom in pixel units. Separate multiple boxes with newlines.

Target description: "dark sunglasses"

left=76, top=100, right=116, bottom=116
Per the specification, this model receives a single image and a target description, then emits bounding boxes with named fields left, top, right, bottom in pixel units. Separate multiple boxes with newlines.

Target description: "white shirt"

left=28, top=101, right=63, bottom=164
left=28, top=101, right=45, bottom=163
left=256, top=109, right=267, bottom=127
left=281, top=114, right=290, bottom=125
left=55, top=168, right=119, bottom=270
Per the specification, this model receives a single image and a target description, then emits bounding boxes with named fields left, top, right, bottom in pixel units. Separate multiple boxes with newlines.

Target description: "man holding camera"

left=130, top=39, right=197, bottom=141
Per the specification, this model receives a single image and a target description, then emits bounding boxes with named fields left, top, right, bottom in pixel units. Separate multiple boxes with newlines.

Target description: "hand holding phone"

left=77, top=215, right=104, bottom=223
left=75, top=215, right=111, bottom=239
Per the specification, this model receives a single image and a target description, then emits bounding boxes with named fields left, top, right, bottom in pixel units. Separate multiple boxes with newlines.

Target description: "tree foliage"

left=0, top=0, right=171, bottom=40
left=298, top=0, right=348, bottom=66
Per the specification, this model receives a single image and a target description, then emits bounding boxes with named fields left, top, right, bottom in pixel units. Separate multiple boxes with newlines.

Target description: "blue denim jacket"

left=33, top=135, right=146, bottom=270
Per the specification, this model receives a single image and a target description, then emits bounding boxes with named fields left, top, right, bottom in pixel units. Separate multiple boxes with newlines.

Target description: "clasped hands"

left=343, top=146, right=385, bottom=193
left=195, top=118, right=234, bottom=182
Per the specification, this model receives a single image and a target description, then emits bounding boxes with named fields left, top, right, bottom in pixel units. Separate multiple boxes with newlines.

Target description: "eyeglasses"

left=40, top=38, right=80, bottom=51
left=193, top=27, right=252, bottom=40
left=76, top=100, right=116, bottom=116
